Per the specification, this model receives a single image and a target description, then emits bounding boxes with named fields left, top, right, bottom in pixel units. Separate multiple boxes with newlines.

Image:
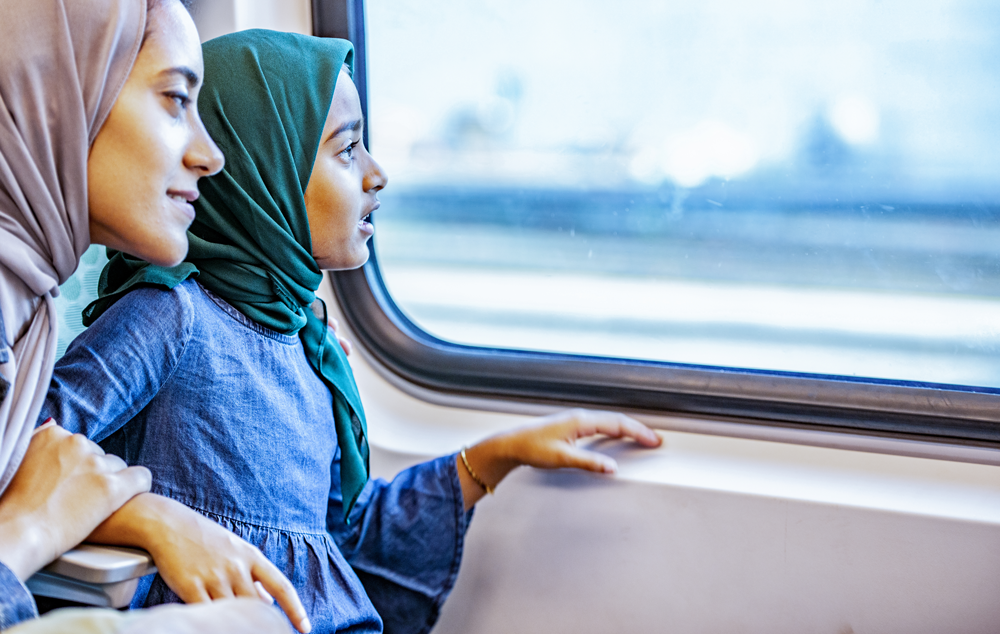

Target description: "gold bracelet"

left=460, top=447, right=493, bottom=495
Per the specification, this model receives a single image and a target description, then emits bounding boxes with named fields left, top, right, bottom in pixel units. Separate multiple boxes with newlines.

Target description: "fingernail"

left=41, top=418, right=54, bottom=426
left=299, top=617, right=312, bottom=633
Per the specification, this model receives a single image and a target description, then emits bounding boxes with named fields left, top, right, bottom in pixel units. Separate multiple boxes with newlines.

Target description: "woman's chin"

left=131, top=234, right=189, bottom=267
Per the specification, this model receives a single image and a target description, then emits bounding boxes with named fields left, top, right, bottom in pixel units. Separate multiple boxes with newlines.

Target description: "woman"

left=0, top=0, right=294, bottom=631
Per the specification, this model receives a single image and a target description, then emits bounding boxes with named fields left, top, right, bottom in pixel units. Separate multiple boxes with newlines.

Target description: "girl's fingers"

left=551, top=442, right=618, bottom=474
left=571, top=412, right=661, bottom=447
left=252, top=560, right=310, bottom=633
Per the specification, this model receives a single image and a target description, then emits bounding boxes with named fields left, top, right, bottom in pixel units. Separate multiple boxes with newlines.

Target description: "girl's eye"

left=340, top=141, right=358, bottom=160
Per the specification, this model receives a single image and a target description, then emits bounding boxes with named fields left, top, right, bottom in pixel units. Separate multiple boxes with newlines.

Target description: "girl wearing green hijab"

left=42, top=29, right=661, bottom=634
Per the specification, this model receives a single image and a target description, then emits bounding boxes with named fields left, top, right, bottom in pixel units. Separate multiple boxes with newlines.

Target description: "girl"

left=0, top=0, right=296, bottom=631
left=43, top=30, right=662, bottom=634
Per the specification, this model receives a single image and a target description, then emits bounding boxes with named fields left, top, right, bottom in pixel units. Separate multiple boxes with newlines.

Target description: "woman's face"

left=87, top=0, right=224, bottom=267
left=304, top=68, right=388, bottom=271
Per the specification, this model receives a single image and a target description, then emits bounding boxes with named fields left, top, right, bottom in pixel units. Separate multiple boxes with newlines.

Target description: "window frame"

left=316, top=0, right=1000, bottom=446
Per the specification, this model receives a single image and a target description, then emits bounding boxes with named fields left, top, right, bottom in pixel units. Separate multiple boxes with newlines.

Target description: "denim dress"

left=42, top=280, right=472, bottom=634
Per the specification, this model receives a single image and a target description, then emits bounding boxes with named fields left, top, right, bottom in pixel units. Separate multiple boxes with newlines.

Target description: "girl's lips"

left=359, top=214, right=374, bottom=236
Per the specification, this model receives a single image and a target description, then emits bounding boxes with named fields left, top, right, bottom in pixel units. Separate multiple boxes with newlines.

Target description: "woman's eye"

left=165, top=91, right=191, bottom=110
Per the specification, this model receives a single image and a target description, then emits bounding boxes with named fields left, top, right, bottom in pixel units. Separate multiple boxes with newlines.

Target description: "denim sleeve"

left=327, top=453, right=474, bottom=634
left=39, top=283, right=195, bottom=443
left=0, top=560, right=37, bottom=629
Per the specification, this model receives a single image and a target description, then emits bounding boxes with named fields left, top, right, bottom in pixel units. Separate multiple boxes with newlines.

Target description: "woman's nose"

left=185, top=115, right=225, bottom=177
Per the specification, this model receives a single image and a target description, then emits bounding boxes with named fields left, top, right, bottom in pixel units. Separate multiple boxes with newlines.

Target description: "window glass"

left=54, top=245, right=109, bottom=359
left=372, top=0, right=999, bottom=387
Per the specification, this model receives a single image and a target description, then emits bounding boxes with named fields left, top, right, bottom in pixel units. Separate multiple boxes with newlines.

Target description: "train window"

left=365, top=0, right=999, bottom=384
left=325, top=0, right=1000, bottom=441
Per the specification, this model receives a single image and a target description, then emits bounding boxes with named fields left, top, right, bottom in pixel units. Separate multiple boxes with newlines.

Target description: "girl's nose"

left=363, top=148, right=388, bottom=193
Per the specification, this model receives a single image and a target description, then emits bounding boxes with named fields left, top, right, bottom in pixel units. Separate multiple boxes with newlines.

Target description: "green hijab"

left=83, top=30, right=369, bottom=519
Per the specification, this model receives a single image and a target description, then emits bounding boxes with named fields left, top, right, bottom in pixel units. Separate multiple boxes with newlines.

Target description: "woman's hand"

left=89, top=493, right=311, bottom=634
left=0, top=420, right=151, bottom=580
left=120, top=598, right=293, bottom=634
left=457, top=409, right=662, bottom=509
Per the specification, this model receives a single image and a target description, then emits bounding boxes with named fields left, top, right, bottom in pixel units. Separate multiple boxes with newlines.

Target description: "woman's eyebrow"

left=158, top=66, right=200, bottom=88
left=327, top=117, right=364, bottom=142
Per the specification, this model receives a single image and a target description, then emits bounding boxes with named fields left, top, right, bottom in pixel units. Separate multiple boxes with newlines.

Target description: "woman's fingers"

left=33, top=417, right=56, bottom=434
left=0, top=424, right=154, bottom=578
left=252, top=558, right=310, bottom=633
left=103, top=464, right=153, bottom=506
left=122, top=600, right=293, bottom=634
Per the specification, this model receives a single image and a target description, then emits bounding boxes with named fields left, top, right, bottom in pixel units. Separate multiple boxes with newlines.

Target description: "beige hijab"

left=0, top=0, right=145, bottom=495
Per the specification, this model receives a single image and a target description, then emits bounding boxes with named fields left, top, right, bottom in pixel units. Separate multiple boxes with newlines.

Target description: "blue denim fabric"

left=0, top=561, right=37, bottom=630
left=0, top=307, right=10, bottom=402
left=0, top=306, right=9, bottom=364
left=42, top=280, right=472, bottom=634
left=0, top=311, right=33, bottom=630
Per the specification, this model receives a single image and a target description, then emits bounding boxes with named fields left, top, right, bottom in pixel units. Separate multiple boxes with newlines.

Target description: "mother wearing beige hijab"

left=0, top=0, right=291, bottom=631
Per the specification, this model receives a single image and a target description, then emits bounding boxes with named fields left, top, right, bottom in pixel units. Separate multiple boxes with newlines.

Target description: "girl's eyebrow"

left=327, top=117, right=364, bottom=142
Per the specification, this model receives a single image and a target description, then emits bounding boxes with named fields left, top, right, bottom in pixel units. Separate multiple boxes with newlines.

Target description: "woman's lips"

left=168, top=190, right=198, bottom=222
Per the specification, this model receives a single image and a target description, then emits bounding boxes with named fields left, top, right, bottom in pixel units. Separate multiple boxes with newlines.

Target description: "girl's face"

left=304, top=68, right=388, bottom=271
left=87, top=0, right=224, bottom=267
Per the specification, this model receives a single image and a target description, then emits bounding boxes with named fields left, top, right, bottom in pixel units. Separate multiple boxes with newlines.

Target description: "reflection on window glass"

left=367, top=0, right=1000, bottom=387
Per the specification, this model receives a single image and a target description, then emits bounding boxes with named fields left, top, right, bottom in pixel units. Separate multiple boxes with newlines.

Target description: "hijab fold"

left=85, top=31, right=370, bottom=519
left=0, top=0, right=144, bottom=495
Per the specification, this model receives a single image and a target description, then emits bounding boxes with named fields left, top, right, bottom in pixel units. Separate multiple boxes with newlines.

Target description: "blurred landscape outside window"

left=368, top=0, right=1000, bottom=388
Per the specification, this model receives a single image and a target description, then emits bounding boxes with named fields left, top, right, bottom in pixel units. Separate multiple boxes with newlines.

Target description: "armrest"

left=25, top=544, right=157, bottom=608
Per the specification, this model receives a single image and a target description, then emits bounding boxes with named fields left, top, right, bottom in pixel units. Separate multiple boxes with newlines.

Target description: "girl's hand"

left=89, top=494, right=311, bottom=634
left=457, top=409, right=662, bottom=509
left=327, top=317, right=352, bottom=356
left=0, top=420, right=151, bottom=580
